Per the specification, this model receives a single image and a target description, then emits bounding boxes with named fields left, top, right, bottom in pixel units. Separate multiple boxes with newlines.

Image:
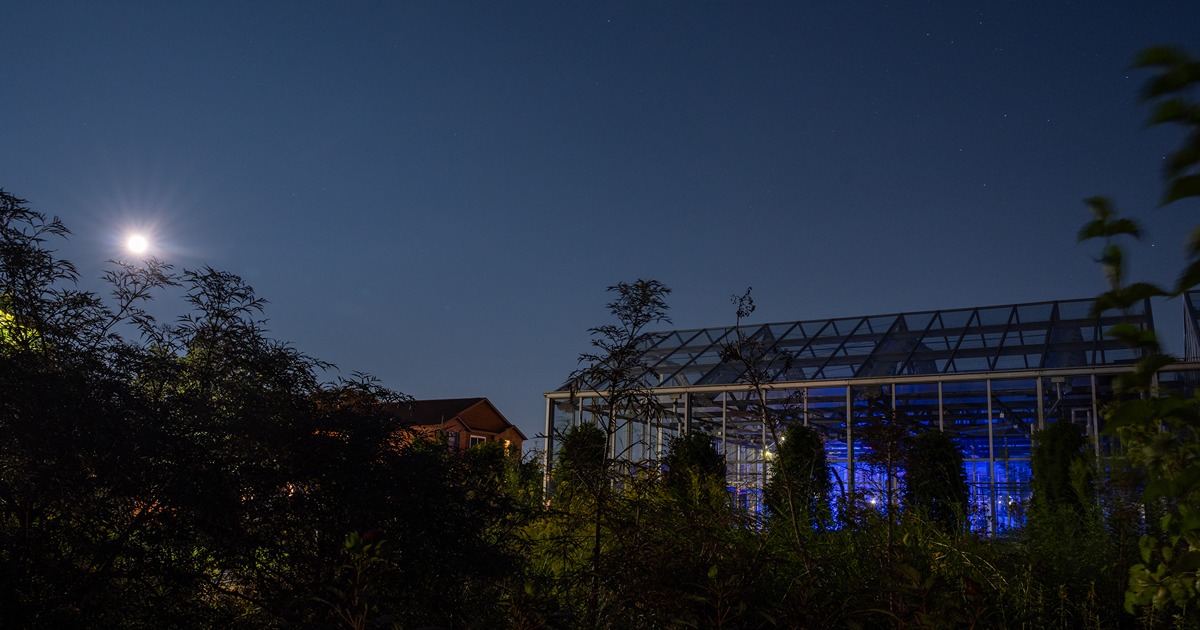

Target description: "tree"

left=0, top=189, right=522, bottom=627
left=764, top=423, right=832, bottom=531
left=554, top=422, right=608, bottom=497
left=718, top=289, right=814, bottom=542
left=569, top=278, right=673, bottom=465
left=903, top=430, right=969, bottom=532
left=0, top=189, right=200, bottom=625
left=1029, top=420, right=1094, bottom=515
left=560, top=279, right=673, bottom=626
left=661, top=430, right=726, bottom=501
left=857, top=393, right=914, bottom=549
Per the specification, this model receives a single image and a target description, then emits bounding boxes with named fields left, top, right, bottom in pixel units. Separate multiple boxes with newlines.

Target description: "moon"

left=126, top=234, right=149, bottom=254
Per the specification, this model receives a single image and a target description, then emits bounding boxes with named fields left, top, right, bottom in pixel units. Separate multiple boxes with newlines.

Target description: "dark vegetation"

left=0, top=189, right=539, bottom=628
left=1, top=45, right=1198, bottom=628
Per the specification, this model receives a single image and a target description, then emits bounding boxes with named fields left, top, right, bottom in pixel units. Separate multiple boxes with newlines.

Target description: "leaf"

left=1175, top=259, right=1200, bottom=293
left=893, top=562, right=922, bottom=584
left=1103, top=398, right=1158, bottom=431
left=1133, top=46, right=1188, bottom=70
left=1114, top=353, right=1176, bottom=393
left=1137, top=53, right=1200, bottom=100
left=1148, top=98, right=1193, bottom=125
left=1163, top=174, right=1200, bottom=205
left=1170, top=466, right=1200, bottom=499
left=1164, top=142, right=1200, bottom=180
left=1106, top=322, right=1161, bottom=352
left=1140, top=535, right=1156, bottom=563
left=1090, top=283, right=1167, bottom=315
left=1077, top=198, right=1143, bottom=241
left=1099, top=243, right=1125, bottom=288
left=1186, top=228, right=1200, bottom=258
left=1135, top=353, right=1178, bottom=380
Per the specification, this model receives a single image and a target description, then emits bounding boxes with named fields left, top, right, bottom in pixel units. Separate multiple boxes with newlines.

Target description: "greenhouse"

left=544, top=295, right=1200, bottom=533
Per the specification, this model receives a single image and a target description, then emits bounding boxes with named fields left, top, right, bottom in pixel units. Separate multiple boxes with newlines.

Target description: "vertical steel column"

left=543, top=397, right=554, bottom=497
left=721, top=394, right=728, bottom=469
left=846, top=387, right=854, bottom=497
left=987, top=380, right=996, bottom=535
left=1036, top=377, right=1045, bottom=431
left=684, top=393, right=692, bottom=434
left=938, top=381, right=944, bottom=431
left=625, top=403, right=634, bottom=461
left=648, top=411, right=656, bottom=462
left=657, top=403, right=667, bottom=456
left=1091, top=374, right=1101, bottom=461
left=607, top=398, right=617, bottom=461
left=729, top=439, right=739, bottom=489
left=648, top=417, right=653, bottom=461
left=761, top=409, right=768, bottom=495
left=803, top=388, right=809, bottom=426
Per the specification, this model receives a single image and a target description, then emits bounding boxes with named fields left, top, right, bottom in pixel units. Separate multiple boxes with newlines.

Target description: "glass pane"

left=936, top=309, right=974, bottom=330
left=1016, top=302, right=1053, bottom=323
left=976, top=306, right=1012, bottom=327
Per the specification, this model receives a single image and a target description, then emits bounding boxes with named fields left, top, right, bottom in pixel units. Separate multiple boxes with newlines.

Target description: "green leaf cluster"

left=1074, top=45, right=1200, bottom=625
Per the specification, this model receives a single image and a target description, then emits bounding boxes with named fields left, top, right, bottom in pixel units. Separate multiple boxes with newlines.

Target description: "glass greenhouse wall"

left=544, top=296, right=1200, bottom=533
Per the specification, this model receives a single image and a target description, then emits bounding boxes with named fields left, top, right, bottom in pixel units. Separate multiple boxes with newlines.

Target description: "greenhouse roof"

left=561, top=297, right=1152, bottom=392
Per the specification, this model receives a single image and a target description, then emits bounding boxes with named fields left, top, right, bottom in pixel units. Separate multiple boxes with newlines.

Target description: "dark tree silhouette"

left=765, top=423, right=832, bottom=531
left=903, top=430, right=969, bottom=531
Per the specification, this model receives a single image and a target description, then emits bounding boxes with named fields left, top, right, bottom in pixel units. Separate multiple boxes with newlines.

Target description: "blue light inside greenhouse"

left=545, top=295, right=1200, bottom=534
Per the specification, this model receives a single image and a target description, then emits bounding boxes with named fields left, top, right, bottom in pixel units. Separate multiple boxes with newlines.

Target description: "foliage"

left=1072, top=45, right=1200, bottom=624
left=558, top=279, right=675, bottom=626
left=1029, top=420, right=1095, bottom=515
left=661, top=430, right=726, bottom=496
left=719, top=287, right=817, bottom=549
left=1023, top=424, right=1127, bottom=628
left=764, top=423, right=832, bottom=532
left=0, top=188, right=526, bottom=627
left=903, top=430, right=969, bottom=533
left=569, top=278, right=672, bottom=443
left=315, top=531, right=392, bottom=630
left=515, top=42, right=1200, bottom=630
left=554, top=422, right=608, bottom=494
left=857, top=393, right=914, bottom=516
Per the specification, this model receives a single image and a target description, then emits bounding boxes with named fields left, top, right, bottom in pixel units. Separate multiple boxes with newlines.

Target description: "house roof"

left=381, top=397, right=527, bottom=441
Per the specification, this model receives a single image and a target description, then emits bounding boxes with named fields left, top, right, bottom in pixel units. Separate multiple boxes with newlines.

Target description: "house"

left=383, top=397, right=525, bottom=453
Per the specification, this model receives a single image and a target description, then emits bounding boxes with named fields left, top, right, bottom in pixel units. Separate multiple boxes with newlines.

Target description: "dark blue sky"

left=3, top=2, right=1198, bottom=443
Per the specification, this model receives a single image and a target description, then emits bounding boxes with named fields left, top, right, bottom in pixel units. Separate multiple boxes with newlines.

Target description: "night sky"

left=3, top=2, right=1198, bottom=445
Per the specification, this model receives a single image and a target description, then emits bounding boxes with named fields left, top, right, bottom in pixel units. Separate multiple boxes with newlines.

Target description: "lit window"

left=469, top=435, right=486, bottom=447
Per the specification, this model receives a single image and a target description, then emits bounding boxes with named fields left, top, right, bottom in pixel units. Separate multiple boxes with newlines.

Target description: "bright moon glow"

left=126, top=234, right=149, bottom=254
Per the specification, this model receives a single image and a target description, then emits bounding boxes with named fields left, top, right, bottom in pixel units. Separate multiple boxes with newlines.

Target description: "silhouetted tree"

left=554, top=422, right=608, bottom=496
left=903, top=430, right=969, bottom=532
left=765, top=423, right=832, bottom=531
left=0, top=189, right=522, bottom=628
left=661, top=430, right=726, bottom=501
left=565, top=278, right=672, bottom=626
left=1030, top=420, right=1094, bottom=515
left=857, top=393, right=914, bottom=551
